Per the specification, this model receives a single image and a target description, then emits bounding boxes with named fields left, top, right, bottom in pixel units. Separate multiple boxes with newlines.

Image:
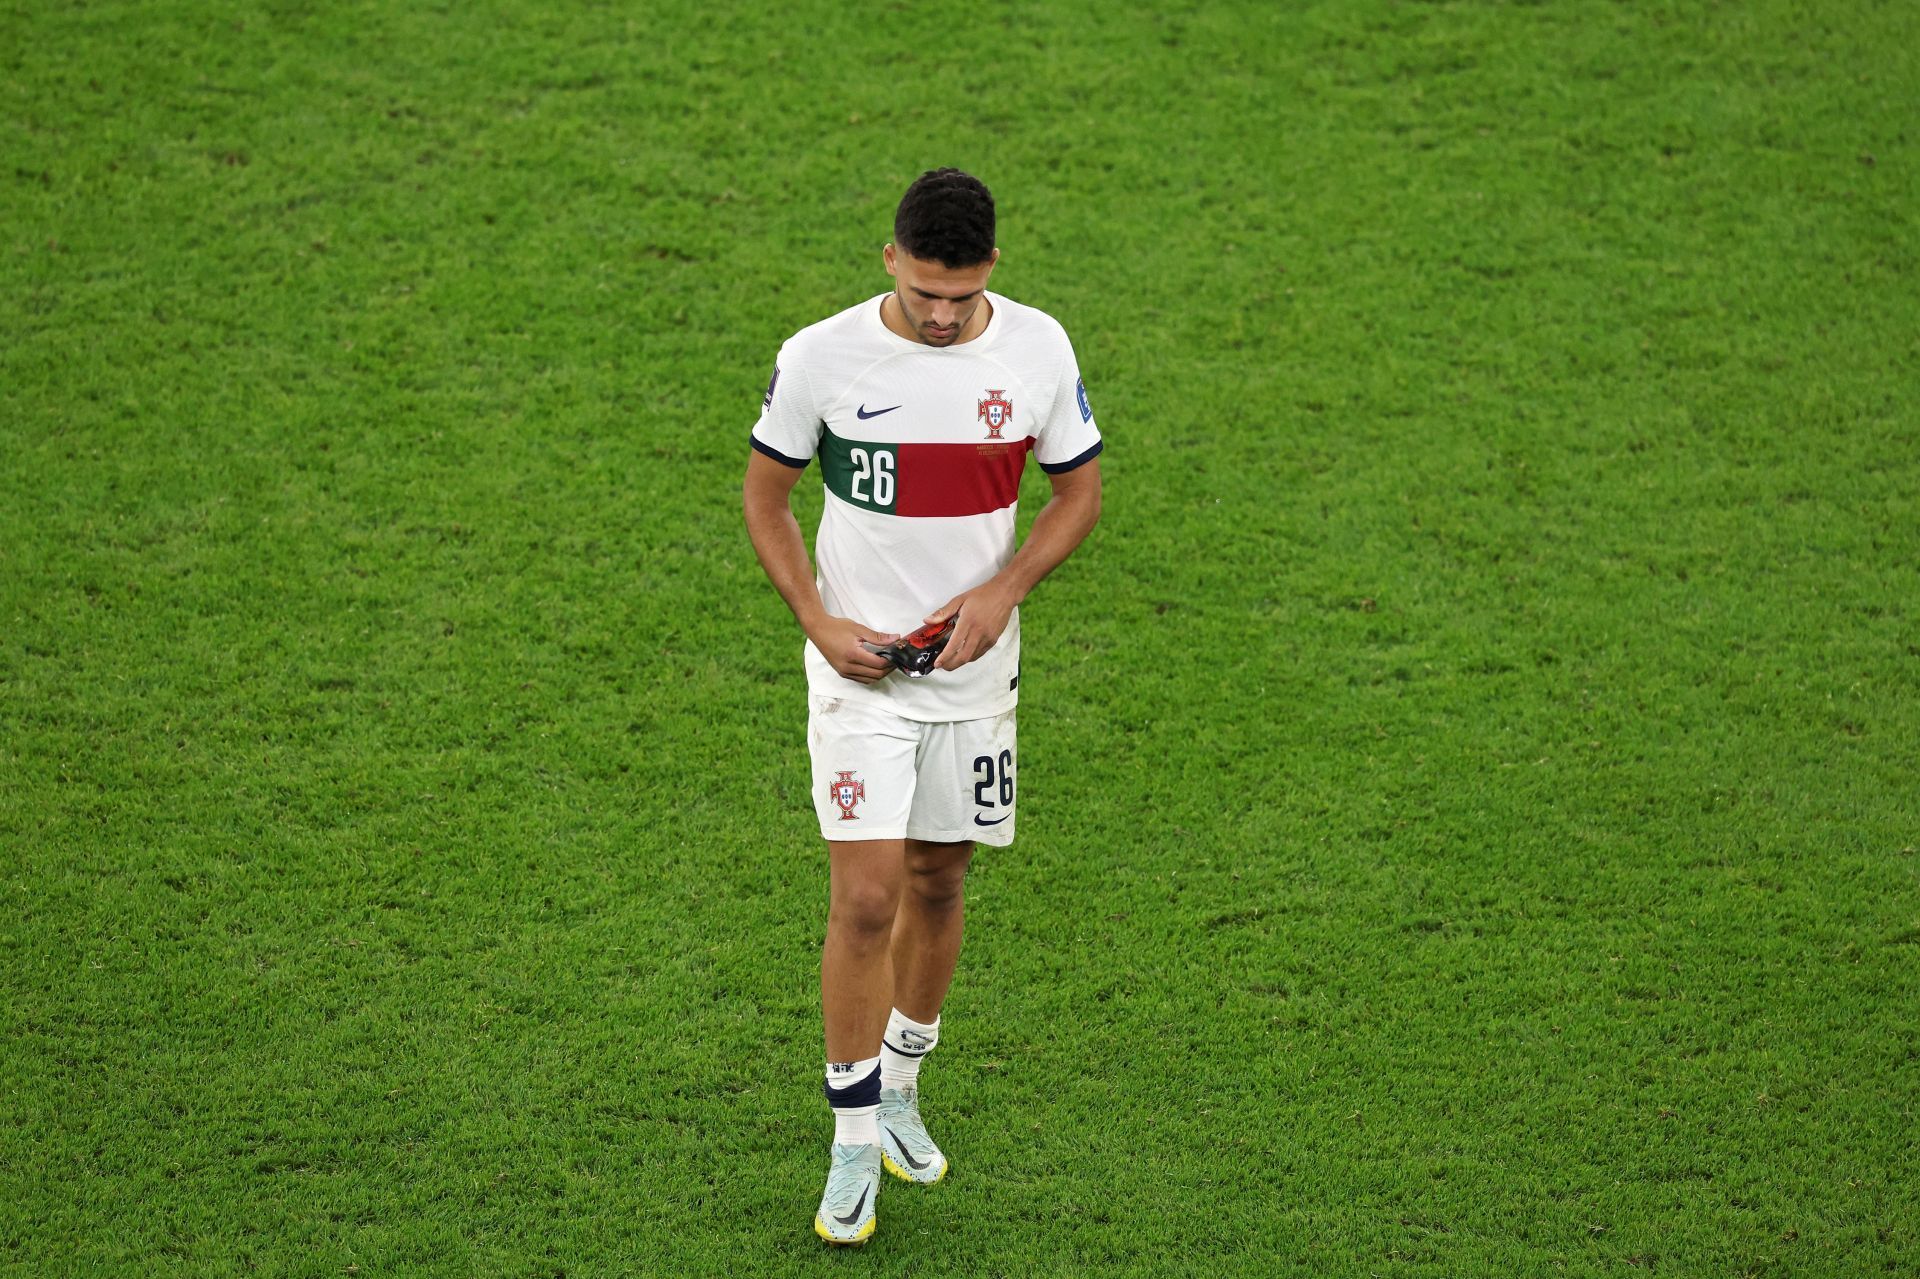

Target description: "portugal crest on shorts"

left=828, top=770, right=866, bottom=821
left=977, top=389, right=1013, bottom=440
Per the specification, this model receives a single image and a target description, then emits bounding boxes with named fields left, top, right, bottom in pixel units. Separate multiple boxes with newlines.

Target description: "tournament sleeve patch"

left=762, top=364, right=782, bottom=411
left=1075, top=376, right=1092, bottom=423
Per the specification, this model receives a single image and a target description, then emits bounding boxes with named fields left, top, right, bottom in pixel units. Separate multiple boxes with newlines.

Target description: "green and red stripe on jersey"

left=819, top=427, right=1032, bottom=517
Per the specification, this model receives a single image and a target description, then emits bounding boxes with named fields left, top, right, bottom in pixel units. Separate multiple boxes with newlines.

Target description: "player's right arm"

left=742, top=449, right=897, bottom=685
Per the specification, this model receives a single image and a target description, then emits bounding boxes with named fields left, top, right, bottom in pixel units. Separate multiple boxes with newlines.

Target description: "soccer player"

left=741, top=168, right=1104, bottom=1245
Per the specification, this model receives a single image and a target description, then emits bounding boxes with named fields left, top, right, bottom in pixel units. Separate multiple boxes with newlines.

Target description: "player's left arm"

left=927, top=457, right=1102, bottom=671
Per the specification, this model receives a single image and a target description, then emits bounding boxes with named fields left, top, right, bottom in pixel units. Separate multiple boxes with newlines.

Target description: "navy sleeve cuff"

left=1039, top=439, right=1103, bottom=475
left=750, top=435, right=810, bottom=469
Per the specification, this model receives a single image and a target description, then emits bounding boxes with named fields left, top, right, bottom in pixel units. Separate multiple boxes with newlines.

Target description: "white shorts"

left=808, top=695, right=1017, bottom=846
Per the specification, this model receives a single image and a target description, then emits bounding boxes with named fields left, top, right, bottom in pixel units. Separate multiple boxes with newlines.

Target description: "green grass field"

left=5, top=1, right=1917, bottom=1274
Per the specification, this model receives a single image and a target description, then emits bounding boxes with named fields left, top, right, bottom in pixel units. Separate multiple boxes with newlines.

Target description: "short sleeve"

left=749, top=342, right=822, bottom=468
left=1033, top=333, right=1104, bottom=475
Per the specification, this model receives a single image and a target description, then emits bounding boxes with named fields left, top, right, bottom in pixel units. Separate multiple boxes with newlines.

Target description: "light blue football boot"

left=812, top=1142, right=881, bottom=1245
left=878, top=1087, right=949, bottom=1185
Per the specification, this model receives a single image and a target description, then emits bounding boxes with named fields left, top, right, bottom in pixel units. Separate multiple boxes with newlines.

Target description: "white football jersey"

left=752, top=291, right=1103, bottom=721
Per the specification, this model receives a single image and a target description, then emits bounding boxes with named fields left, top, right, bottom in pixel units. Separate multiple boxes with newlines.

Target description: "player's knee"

left=903, top=855, right=969, bottom=911
left=828, top=879, right=899, bottom=943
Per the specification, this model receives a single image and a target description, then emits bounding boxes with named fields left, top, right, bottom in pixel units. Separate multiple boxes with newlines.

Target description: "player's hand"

left=806, top=615, right=899, bottom=685
left=924, top=583, right=1017, bottom=671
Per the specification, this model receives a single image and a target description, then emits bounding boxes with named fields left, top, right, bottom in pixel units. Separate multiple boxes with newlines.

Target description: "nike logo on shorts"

left=973, top=813, right=1010, bottom=827
left=856, top=404, right=901, bottom=419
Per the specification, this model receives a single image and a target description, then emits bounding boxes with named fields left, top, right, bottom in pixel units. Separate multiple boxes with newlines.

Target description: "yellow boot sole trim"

left=814, top=1213, right=875, bottom=1246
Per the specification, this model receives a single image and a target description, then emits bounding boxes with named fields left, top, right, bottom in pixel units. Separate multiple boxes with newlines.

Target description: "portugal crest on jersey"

left=828, top=770, right=866, bottom=821
left=977, top=389, right=1013, bottom=440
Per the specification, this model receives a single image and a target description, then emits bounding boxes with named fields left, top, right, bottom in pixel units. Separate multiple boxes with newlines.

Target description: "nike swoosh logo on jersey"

left=886, top=1130, right=929, bottom=1170
left=973, top=813, right=1010, bottom=827
left=856, top=404, right=901, bottom=419
left=833, top=1185, right=871, bottom=1225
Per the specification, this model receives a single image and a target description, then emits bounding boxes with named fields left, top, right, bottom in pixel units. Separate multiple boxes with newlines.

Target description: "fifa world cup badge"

left=829, top=771, right=866, bottom=821
left=977, top=389, right=1013, bottom=440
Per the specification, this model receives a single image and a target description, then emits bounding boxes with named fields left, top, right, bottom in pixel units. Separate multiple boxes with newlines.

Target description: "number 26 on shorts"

left=973, top=750, right=1014, bottom=815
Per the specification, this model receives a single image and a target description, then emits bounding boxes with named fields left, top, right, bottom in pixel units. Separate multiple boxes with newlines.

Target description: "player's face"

left=883, top=244, right=999, bottom=346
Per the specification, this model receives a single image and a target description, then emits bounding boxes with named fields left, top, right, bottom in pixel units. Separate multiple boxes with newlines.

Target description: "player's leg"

left=824, top=837, right=909, bottom=1063
left=893, top=707, right=1015, bottom=1020
left=808, top=698, right=918, bottom=1243
left=812, top=696, right=918, bottom=1064
left=879, top=709, right=1016, bottom=1185
left=890, top=838, right=974, bottom=1024
left=814, top=837, right=903, bottom=1244
left=875, top=838, right=970, bottom=1185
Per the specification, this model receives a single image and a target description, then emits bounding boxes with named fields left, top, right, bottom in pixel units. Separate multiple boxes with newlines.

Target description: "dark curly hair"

left=893, top=168, right=996, bottom=268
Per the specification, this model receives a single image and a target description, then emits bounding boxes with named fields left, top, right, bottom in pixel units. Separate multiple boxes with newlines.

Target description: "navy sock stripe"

left=824, top=1064, right=882, bottom=1108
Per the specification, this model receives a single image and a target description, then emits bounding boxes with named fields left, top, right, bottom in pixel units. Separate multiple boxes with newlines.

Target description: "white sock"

left=824, top=1054, right=881, bottom=1146
left=879, top=1008, right=940, bottom=1092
